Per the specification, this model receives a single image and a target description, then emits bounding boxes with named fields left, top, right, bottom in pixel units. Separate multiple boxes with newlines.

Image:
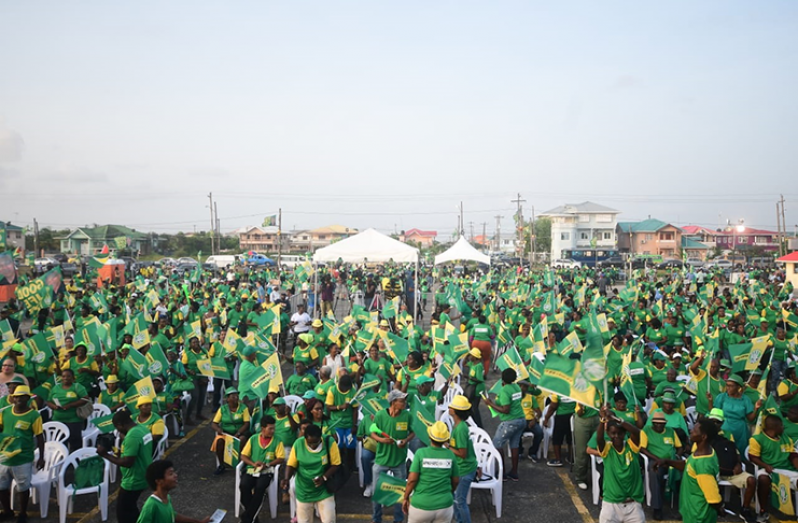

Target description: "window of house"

left=738, top=236, right=748, bottom=244
left=578, top=214, right=590, bottom=223
left=603, top=232, right=612, bottom=240
left=560, top=232, right=570, bottom=241
left=645, top=234, right=653, bottom=241
left=596, top=214, right=612, bottom=223
left=580, top=232, right=589, bottom=240
left=659, top=232, right=674, bottom=241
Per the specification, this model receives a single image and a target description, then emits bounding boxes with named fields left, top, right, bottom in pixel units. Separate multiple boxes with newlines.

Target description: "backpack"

left=73, top=455, right=105, bottom=498
left=712, top=435, right=738, bottom=476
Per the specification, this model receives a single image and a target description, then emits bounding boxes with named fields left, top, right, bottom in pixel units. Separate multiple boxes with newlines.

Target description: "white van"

left=205, top=255, right=237, bottom=269
left=279, top=255, right=306, bottom=268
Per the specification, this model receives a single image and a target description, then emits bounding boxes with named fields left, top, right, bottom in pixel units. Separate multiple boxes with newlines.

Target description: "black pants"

left=64, top=421, right=85, bottom=453
left=240, top=473, right=273, bottom=523
left=117, top=488, right=144, bottom=523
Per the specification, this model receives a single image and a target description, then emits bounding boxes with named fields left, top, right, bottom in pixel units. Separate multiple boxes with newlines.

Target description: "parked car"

left=551, top=258, right=581, bottom=269
left=120, top=256, right=138, bottom=272
left=278, top=255, right=306, bottom=268
left=157, top=257, right=177, bottom=267
left=685, top=258, right=704, bottom=268
left=172, top=263, right=199, bottom=277
left=34, top=257, right=60, bottom=271
left=750, top=257, right=774, bottom=268
left=59, top=260, right=78, bottom=277
left=246, top=254, right=275, bottom=266
left=709, top=259, right=733, bottom=270
left=205, top=255, right=238, bottom=269
left=657, top=259, right=684, bottom=269
left=177, top=257, right=199, bottom=266
left=45, top=253, right=68, bottom=264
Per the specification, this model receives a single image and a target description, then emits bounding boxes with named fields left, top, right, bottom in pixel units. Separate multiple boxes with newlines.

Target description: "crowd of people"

left=0, top=257, right=796, bottom=523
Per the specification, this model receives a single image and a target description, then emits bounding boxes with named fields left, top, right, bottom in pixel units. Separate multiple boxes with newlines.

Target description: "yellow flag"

left=131, top=329, right=151, bottom=350
left=261, top=353, right=283, bottom=389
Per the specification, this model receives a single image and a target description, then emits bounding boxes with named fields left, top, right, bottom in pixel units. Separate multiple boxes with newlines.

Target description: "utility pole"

left=459, top=201, right=464, bottom=236
left=482, top=222, right=487, bottom=249
left=530, top=205, right=536, bottom=265
left=278, top=208, right=283, bottom=268
left=510, top=193, right=526, bottom=256
left=777, top=199, right=784, bottom=256
left=214, top=201, right=219, bottom=255
left=780, top=195, right=787, bottom=256
left=33, top=218, right=39, bottom=256
left=494, top=214, right=503, bottom=253
left=208, top=192, right=215, bottom=255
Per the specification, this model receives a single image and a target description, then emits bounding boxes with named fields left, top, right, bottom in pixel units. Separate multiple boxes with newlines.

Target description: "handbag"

left=323, top=436, right=347, bottom=494
left=172, top=378, right=195, bottom=393
left=76, top=400, right=94, bottom=420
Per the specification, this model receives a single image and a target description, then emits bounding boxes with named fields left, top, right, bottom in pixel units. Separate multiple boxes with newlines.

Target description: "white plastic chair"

left=467, top=442, right=503, bottom=518
left=685, top=406, right=697, bottom=430
left=641, top=453, right=677, bottom=508
left=356, top=440, right=364, bottom=487
left=468, top=426, right=493, bottom=448
left=57, top=448, right=110, bottom=523
left=82, top=403, right=112, bottom=448
left=234, top=461, right=281, bottom=520
left=153, top=424, right=170, bottom=460
left=43, top=421, right=70, bottom=446
left=438, top=412, right=454, bottom=432
left=283, top=395, right=304, bottom=414
left=435, top=383, right=463, bottom=421
left=10, top=441, right=68, bottom=518
left=590, top=454, right=602, bottom=505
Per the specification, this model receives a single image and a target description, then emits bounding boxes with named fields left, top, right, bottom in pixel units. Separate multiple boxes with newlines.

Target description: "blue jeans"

left=525, top=422, right=544, bottom=457
left=361, top=447, right=375, bottom=486
left=453, top=469, right=476, bottom=523
left=372, top=463, right=406, bottom=523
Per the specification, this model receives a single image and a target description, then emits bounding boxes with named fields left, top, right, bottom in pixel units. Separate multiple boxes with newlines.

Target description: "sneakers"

left=503, top=473, right=519, bottom=482
left=740, top=508, right=755, bottom=523
left=576, top=482, right=588, bottom=491
left=547, top=460, right=563, bottom=467
left=363, top=484, right=373, bottom=497
left=528, top=453, right=539, bottom=463
left=213, top=465, right=225, bottom=476
left=757, top=511, right=769, bottom=523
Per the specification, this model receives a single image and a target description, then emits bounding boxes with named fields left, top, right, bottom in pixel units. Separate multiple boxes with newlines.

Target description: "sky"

left=1, top=1, right=797, bottom=240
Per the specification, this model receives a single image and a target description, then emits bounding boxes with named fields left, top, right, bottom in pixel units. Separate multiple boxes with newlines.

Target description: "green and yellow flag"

left=223, top=435, right=241, bottom=467
left=771, top=472, right=795, bottom=516
left=373, top=472, right=406, bottom=507
left=538, top=351, right=602, bottom=409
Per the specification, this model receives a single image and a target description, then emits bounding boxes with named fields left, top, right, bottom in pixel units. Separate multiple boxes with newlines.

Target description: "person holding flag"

left=749, top=415, right=798, bottom=522
left=181, top=335, right=213, bottom=424
left=371, top=390, right=414, bottom=523
left=210, top=387, right=251, bottom=476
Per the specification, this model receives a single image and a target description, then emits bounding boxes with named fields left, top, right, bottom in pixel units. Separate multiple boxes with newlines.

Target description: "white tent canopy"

left=312, top=228, right=419, bottom=264
left=434, top=236, right=491, bottom=266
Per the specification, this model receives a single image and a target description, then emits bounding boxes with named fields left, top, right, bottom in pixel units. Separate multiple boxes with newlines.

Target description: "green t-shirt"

left=470, top=323, right=493, bottom=342
left=641, top=425, right=681, bottom=460
left=0, top=407, right=43, bottom=466
left=99, top=388, right=126, bottom=410
left=750, top=432, right=796, bottom=471
left=237, top=360, right=259, bottom=401
left=599, top=439, right=644, bottom=504
left=325, top=385, right=357, bottom=429
left=288, top=436, right=339, bottom=503
left=449, top=420, right=477, bottom=475
left=286, top=373, right=318, bottom=397
left=48, top=383, right=89, bottom=423
left=241, top=434, right=285, bottom=475
left=137, top=494, right=175, bottom=523
left=466, top=362, right=484, bottom=395
left=409, top=446, right=459, bottom=510
left=120, top=424, right=154, bottom=491
left=364, top=357, right=392, bottom=385
left=65, top=356, right=98, bottom=388
left=215, top=403, right=250, bottom=435
left=274, top=413, right=299, bottom=448
left=679, top=452, right=721, bottom=523
left=315, top=379, right=335, bottom=400
left=496, top=383, right=524, bottom=422
left=373, top=408, right=411, bottom=468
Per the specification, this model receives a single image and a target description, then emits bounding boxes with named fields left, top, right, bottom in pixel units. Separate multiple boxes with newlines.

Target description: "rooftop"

left=60, top=224, right=148, bottom=240
left=309, top=225, right=358, bottom=235
left=777, top=252, right=798, bottom=263
left=540, top=201, right=620, bottom=216
left=617, top=219, right=675, bottom=233
left=681, top=237, right=710, bottom=249
left=0, top=222, right=23, bottom=231
left=403, top=228, right=437, bottom=237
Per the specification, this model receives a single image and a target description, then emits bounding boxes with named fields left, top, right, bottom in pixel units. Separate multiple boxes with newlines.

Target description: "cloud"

left=0, top=126, right=24, bottom=162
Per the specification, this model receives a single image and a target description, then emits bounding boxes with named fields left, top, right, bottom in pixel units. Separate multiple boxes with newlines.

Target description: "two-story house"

left=399, top=229, right=437, bottom=247
left=237, top=226, right=287, bottom=253
left=539, top=202, right=620, bottom=265
left=616, top=219, right=684, bottom=258
left=0, top=221, right=25, bottom=251
left=289, top=225, right=358, bottom=251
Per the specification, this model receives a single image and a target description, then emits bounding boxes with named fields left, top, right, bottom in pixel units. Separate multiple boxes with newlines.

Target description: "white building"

left=539, top=202, right=621, bottom=263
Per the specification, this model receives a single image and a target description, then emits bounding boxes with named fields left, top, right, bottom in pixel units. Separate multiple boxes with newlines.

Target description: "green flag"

left=145, top=343, right=170, bottom=377
left=495, top=346, right=529, bottom=382
left=90, top=414, right=116, bottom=434
left=223, top=435, right=240, bottom=467
left=409, top=399, right=435, bottom=446
left=771, top=472, right=795, bottom=516
left=373, top=472, right=406, bottom=507
left=122, top=349, right=148, bottom=380
left=0, top=433, right=22, bottom=464
left=538, top=351, right=602, bottom=409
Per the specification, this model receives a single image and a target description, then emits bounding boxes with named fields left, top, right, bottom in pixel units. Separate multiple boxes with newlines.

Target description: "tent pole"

left=414, top=256, right=419, bottom=321
left=313, top=262, right=318, bottom=318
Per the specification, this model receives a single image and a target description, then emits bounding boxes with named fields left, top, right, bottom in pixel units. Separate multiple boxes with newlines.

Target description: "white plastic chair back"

left=283, top=395, right=304, bottom=414
left=468, top=442, right=503, bottom=517
left=57, top=447, right=110, bottom=523
left=234, top=460, right=281, bottom=520
left=154, top=424, right=170, bottom=460
left=43, top=421, right=70, bottom=445
left=10, top=441, right=68, bottom=518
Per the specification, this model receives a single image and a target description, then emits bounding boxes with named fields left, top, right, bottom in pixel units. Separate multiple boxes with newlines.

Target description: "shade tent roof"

left=434, top=236, right=491, bottom=266
left=312, top=228, right=419, bottom=263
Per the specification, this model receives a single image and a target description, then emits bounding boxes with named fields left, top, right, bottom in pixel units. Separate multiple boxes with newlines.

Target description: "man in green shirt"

left=596, top=405, right=646, bottom=523
left=137, top=459, right=211, bottom=523
left=98, top=410, right=153, bottom=523
left=640, top=410, right=683, bottom=520
left=371, top=390, right=414, bottom=523
left=749, top=415, right=798, bottom=522
left=483, top=368, right=526, bottom=481
left=0, top=385, right=45, bottom=521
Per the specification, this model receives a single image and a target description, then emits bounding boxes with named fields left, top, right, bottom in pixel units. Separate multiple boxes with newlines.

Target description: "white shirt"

left=291, top=312, right=311, bottom=333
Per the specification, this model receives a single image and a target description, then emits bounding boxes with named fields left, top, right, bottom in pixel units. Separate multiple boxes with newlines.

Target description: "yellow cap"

left=450, top=395, right=472, bottom=411
left=136, top=396, right=153, bottom=407
left=427, top=421, right=450, bottom=443
left=10, top=385, right=31, bottom=397
left=105, top=375, right=119, bottom=384
left=379, top=320, right=390, bottom=327
left=312, top=319, right=323, bottom=328
left=469, top=348, right=482, bottom=359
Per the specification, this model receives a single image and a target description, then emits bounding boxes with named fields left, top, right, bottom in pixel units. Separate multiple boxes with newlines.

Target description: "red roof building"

left=400, top=229, right=437, bottom=247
